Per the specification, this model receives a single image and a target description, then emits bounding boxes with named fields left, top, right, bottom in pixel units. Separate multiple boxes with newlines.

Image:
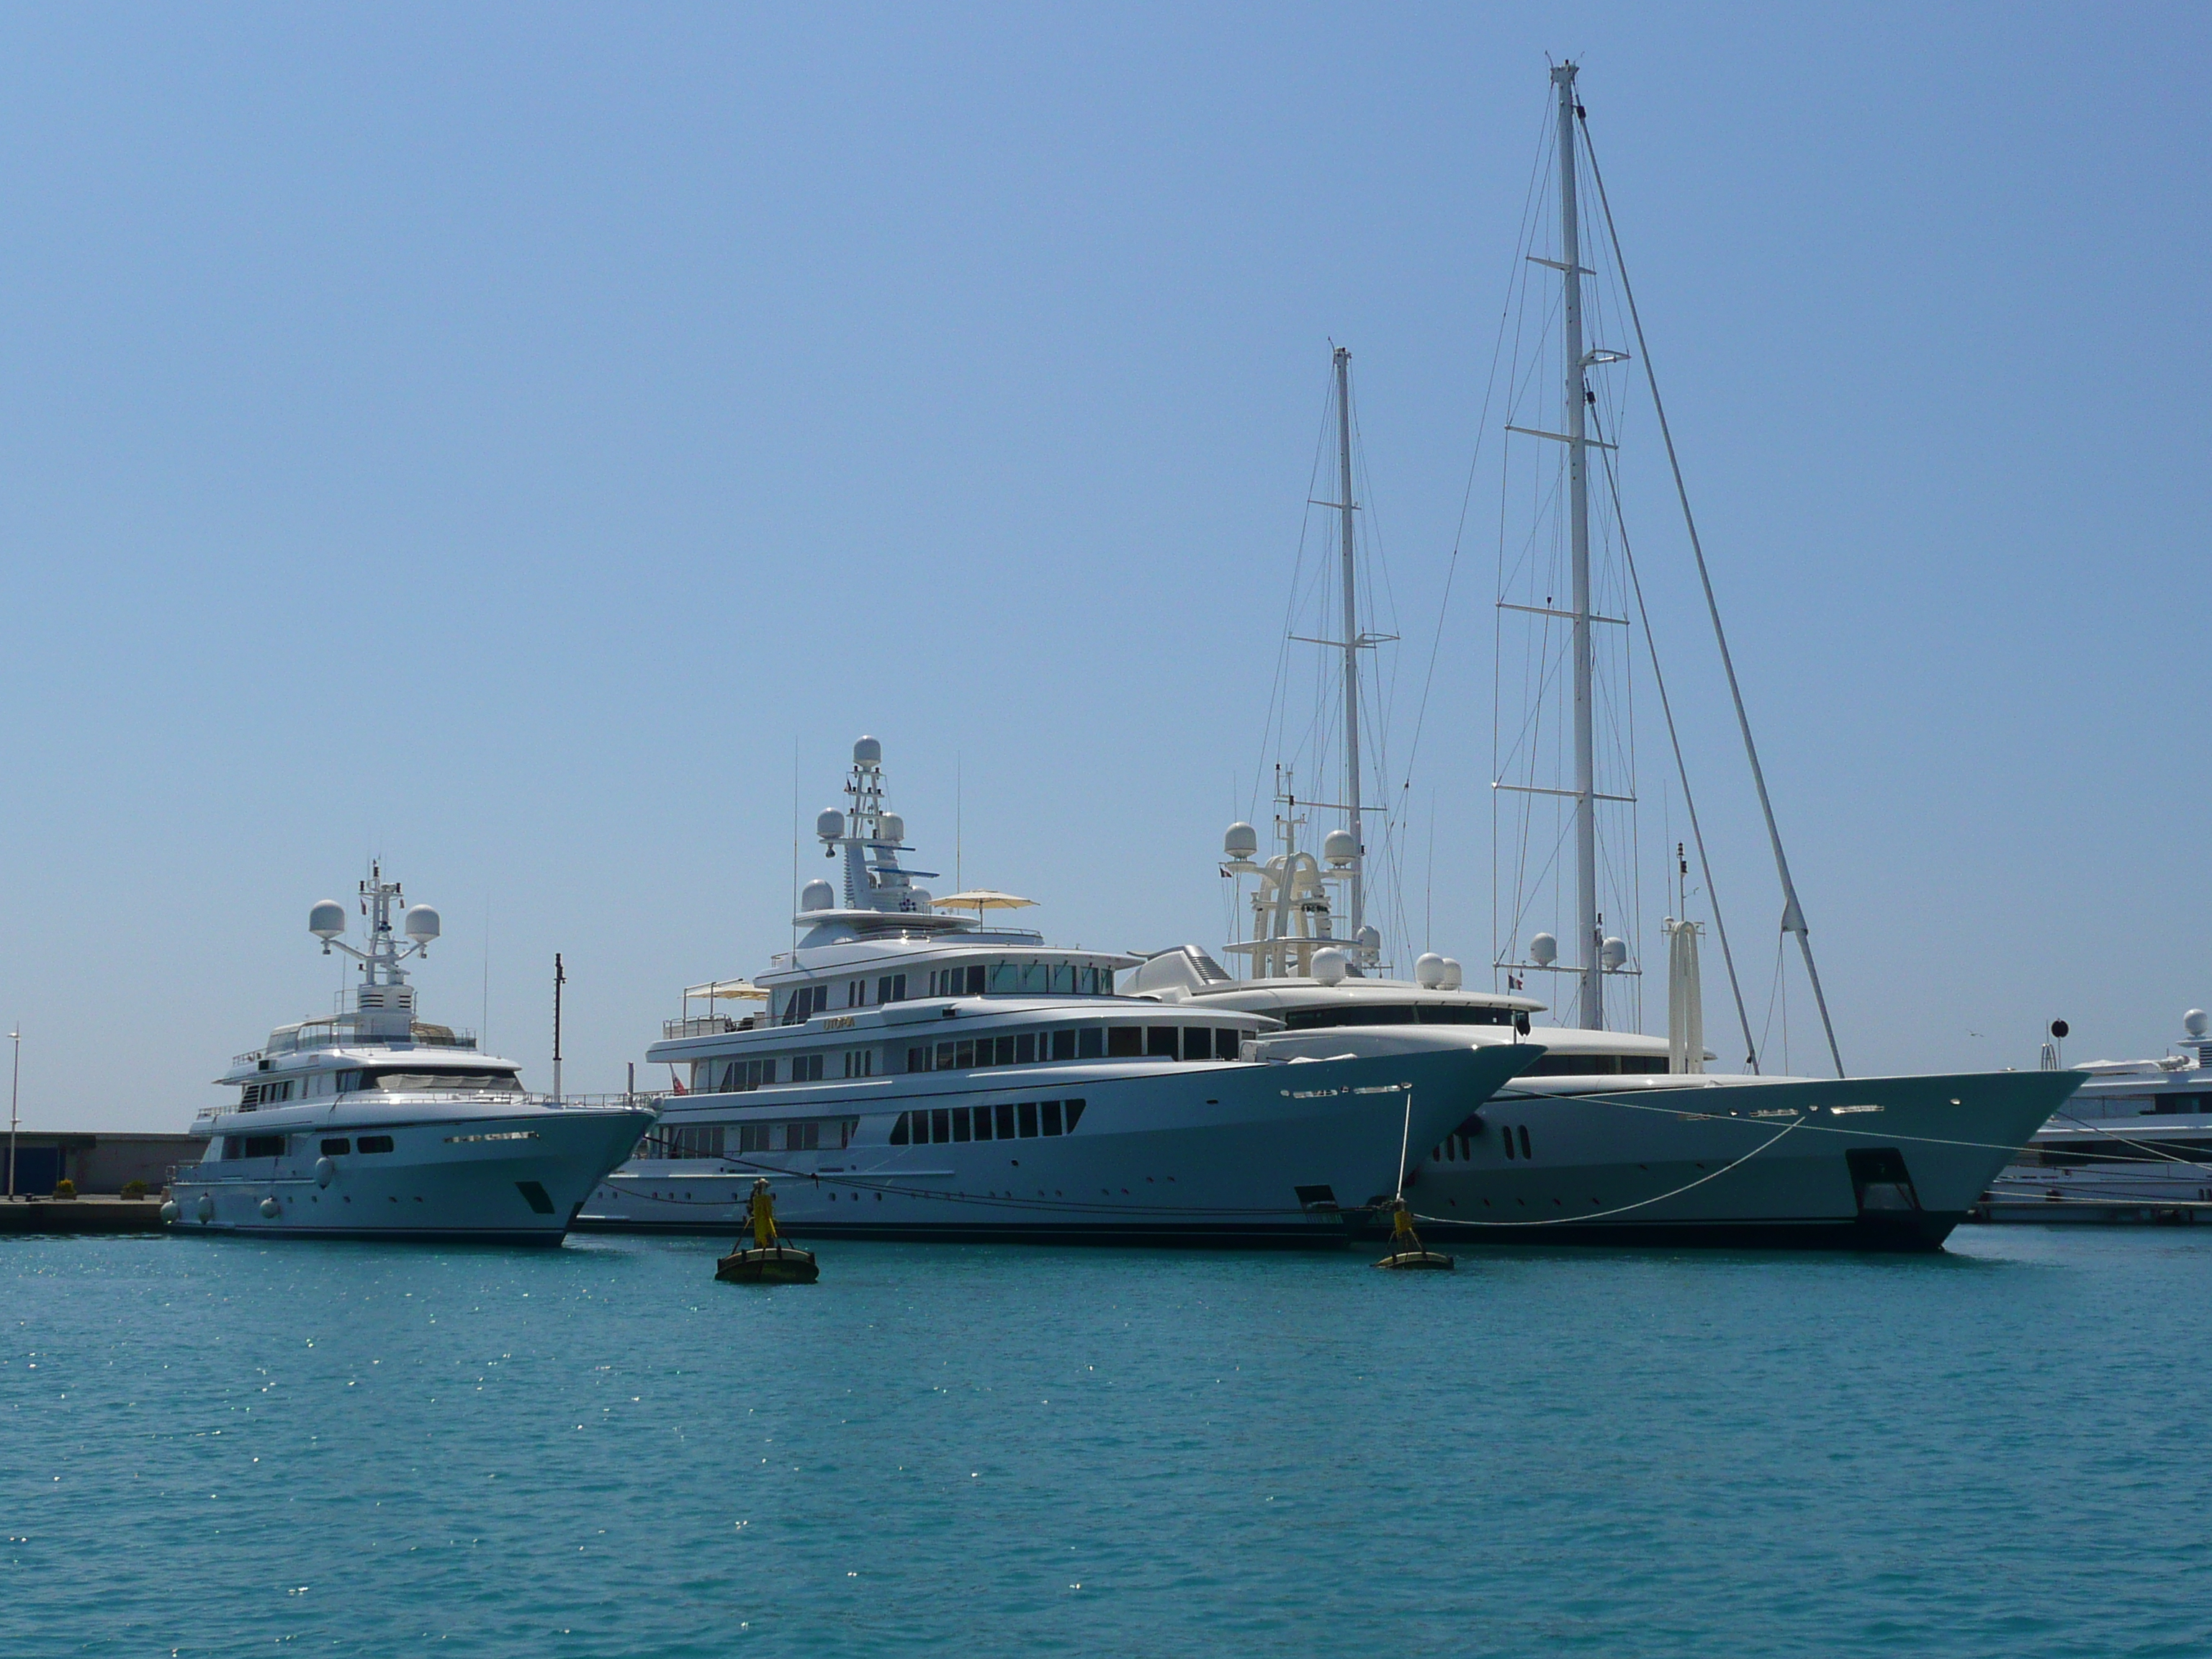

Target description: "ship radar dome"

left=1355, top=924, right=1382, bottom=953
left=853, top=736, right=882, bottom=767
left=1439, top=958, right=1463, bottom=990
left=1322, top=829, right=1358, bottom=866
left=815, top=809, right=846, bottom=842
left=1311, top=947, right=1348, bottom=986
left=878, top=812, right=905, bottom=845
left=799, top=878, right=836, bottom=913
left=1223, top=822, right=1259, bottom=860
left=404, top=904, right=441, bottom=944
left=1415, top=953, right=1446, bottom=989
left=2188, top=1009, right=2209, bottom=1039
left=1601, top=936, right=1628, bottom=971
left=1529, top=932, right=1558, bottom=968
left=309, top=899, right=347, bottom=941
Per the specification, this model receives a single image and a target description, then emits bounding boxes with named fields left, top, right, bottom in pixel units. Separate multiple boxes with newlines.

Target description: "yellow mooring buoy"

left=716, top=1177, right=821, bottom=1284
left=1374, top=1198, right=1455, bottom=1270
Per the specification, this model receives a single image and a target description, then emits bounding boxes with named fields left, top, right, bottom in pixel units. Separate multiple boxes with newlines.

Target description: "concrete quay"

left=0, top=1194, right=168, bottom=1233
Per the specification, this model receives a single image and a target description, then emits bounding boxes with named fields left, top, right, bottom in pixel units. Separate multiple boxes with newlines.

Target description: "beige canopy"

left=928, top=889, right=1038, bottom=912
left=683, top=980, right=770, bottom=1002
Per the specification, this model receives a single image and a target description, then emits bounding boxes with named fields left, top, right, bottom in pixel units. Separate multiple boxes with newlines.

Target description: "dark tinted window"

left=1016, top=1033, right=1036, bottom=1064
left=1215, top=1028, right=1242, bottom=1060
left=320, top=1138, right=350, bottom=1156
left=931, top=1109, right=951, bottom=1143
left=1182, top=1028, right=1213, bottom=1061
left=1078, top=1027, right=1103, bottom=1058
left=890, top=1112, right=910, bottom=1146
left=1052, top=1029, right=1076, bottom=1061
left=1146, top=1028, right=1179, bottom=1058
left=1064, top=1099, right=1085, bottom=1133
left=243, top=1135, right=286, bottom=1159
left=994, top=1102, right=1015, bottom=1138
left=952, top=1109, right=971, bottom=1143
left=1017, top=1101, right=1038, bottom=1138
left=1042, top=1100, right=1064, bottom=1136
left=971, top=1105, right=993, bottom=1141
left=357, top=1136, right=395, bottom=1154
left=994, top=1035, right=1016, bottom=1066
left=1106, top=1026, right=1141, bottom=1058
left=1518, top=1125, right=1532, bottom=1159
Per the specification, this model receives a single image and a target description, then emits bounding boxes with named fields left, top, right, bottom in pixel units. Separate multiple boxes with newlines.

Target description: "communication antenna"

left=552, top=953, right=567, bottom=1102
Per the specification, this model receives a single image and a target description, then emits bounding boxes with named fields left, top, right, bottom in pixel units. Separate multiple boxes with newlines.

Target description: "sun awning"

left=927, top=890, right=1038, bottom=912
left=683, top=980, right=770, bottom=1001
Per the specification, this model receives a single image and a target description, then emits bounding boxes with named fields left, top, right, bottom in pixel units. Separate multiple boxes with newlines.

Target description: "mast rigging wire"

left=1575, top=102, right=1847, bottom=1077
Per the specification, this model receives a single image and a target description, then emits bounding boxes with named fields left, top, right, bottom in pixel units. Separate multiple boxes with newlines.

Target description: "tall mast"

left=1334, top=345, right=1364, bottom=954
left=1555, top=60, right=1601, bottom=1030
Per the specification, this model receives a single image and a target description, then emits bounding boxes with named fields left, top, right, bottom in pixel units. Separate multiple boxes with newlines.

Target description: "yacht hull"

left=1394, top=1069, right=2083, bottom=1251
left=576, top=1044, right=1539, bottom=1248
left=168, top=1105, right=655, bottom=1246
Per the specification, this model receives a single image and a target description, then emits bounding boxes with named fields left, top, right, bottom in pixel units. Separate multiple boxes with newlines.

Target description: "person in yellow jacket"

left=747, top=1178, right=778, bottom=1250
left=1389, top=1197, right=1422, bottom=1255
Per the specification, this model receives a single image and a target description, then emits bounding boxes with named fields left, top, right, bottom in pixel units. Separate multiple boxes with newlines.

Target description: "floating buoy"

left=1373, top=1197, right=1453, bottom=1269
left=716, top=1242, right=820, bottom=1285
left=716, top=1177, right=819, bottom=1282
left=1375, top=1246, right=1456, bottom=1270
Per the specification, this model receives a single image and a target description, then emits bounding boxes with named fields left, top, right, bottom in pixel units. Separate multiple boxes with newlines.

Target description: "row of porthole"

left=1430, top=1124, right=1535, bottom=1162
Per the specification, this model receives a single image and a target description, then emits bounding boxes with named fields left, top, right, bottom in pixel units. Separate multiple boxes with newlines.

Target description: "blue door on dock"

left=6, top=1148, right=61, bottom=1195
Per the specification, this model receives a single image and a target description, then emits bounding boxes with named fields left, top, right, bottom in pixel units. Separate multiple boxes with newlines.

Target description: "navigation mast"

left=1554, top=60, right=1601, bottom=1030
left=1333, top=346, right=1365, bottom=958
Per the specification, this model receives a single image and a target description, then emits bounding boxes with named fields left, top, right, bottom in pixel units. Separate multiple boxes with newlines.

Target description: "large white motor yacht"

left=1977, top=1012, right=2212, bottom=1223
left=167, top=868, right=656, bottom=1245
left=575, top=739, right=1539, bottom=1246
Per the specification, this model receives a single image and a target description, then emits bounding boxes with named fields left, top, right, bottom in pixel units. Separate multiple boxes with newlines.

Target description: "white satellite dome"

left=877, top=812, right=905, bottom=845
left=815, top=809, right=846, bottom=841
left=1439, top=957, right=1462, bottom=990
left=1355, top=923, right=1382, bottom=954
left=1529, top=932, right=1558, bottom=968
left=308, top=899, right=347, bottom=941
left=404, top=904, right=441, bottom=944
left=1223, top=821, right=1259, bottom=860
left=2187, top=1009, right=2209, bottom=1039
left=799, top=878, right=836, bottom=912
left=1310, top=946, right=1348, bottom=986
left=1601, top=936, right=1628, bottom=971
left=853, top=736, right=882, bottom=767
left=1322, top=828, right=1358, bottom=866
left=1414, top=952, right=1446, bottom=989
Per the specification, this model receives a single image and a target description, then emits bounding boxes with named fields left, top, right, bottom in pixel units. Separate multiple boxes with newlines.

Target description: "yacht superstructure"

left=167, top=868, right=655, bottom=1244
left=575, top=739, right=1541, bottom=1246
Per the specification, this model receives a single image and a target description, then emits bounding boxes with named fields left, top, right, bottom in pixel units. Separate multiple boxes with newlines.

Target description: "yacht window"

left=931, top=1108, right=951, bottom=1143
left=336, top=1069, right=363, bottom=1094
left=240, top=1135, right=286, bottom=1158
left=971, top=1105, right=993, bottom=1141
left=1182, top=1028, right=1215, bottom=1062
left=1017, top=1101, right=1038, bottom=1138
left=1016, top=1033, right=1037, bottom=1064
left=1041, top=1101, right=1064, bottom=1136
left=359, top=1069, right=521, bottom=1093
left=1064, top=1099, right=1085, bottom=1132
left=1050, top=964, right=1073, bottom=994
left=906, top=1046, right=930, bottom=1074
left=781, top=984, right=828, bottom=1025
left=845, top=980, right=864, bottom=1008
left=791, top=1054, right=825, bottom=1083
left=878, top=974, right=903, bottom=1003
left=1519, top=1125, right=1533, bottom=1159
left=953, top=1040, right=975, bottom=1070
left=321, top=1138, right=350, bottom=1156
left=994, top=1102, right=1016, bottom=1138
left=2154, top=1092, right=2212, bottom=1115
left=1107, top=1027, right=1141, bottom=1058
left=1147, top=1028, right=1179, bottom=1059
left=1503, top=1128, right=1516, bottom=1160
left=357, top=1136, right=395, bottom=1154
left=951, top=1110, right=971, bottom=1143
left=890, top=1112, right=911, bottom=1145
left=1079, top=1027, right=1104, bottom=1059
left=786, top=1123, right=820, bottom=1151
left=1215, top=1028, right=1242, bottom=1061
left=1051, top=1029, right=1076, bottom=1061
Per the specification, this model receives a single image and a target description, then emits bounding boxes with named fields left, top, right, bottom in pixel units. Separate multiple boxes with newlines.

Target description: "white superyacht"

left=575, top=739, right=1540, bottom=1246
left=1151, top=66, right=2080, bottom=1250
left=1977, top=1012, right=2212, bottom=1223
left=167, top=868, right=655, bottom=1244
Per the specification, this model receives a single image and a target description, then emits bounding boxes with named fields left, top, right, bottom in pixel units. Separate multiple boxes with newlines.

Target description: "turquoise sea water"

left=5, top=1226, right=2209, bottom=1658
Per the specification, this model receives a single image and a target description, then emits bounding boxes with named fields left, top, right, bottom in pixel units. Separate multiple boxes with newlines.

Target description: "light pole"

left=8, top=1028, right=19, bottom=1200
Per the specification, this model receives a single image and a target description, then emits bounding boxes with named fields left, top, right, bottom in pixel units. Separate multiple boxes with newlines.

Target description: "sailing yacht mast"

left=1333, top=346, right=1365, bottom=956
left=1554, top=61, right=1601, bottom=1030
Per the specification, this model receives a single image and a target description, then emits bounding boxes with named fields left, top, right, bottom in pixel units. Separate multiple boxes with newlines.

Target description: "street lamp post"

left=8, top=1028, right=19, bottom=1200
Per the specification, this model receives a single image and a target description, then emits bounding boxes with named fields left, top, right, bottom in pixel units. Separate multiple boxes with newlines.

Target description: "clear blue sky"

left=3, top=4, right=2206, bottom=1130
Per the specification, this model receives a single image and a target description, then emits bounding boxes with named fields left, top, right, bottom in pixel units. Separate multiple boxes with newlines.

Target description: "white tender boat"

left=166, top=868, right=656, bottom=1245
left=575, top=739, right=1539, bottom=1246
left=1977, top=1012, right=2212, bottom=1223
